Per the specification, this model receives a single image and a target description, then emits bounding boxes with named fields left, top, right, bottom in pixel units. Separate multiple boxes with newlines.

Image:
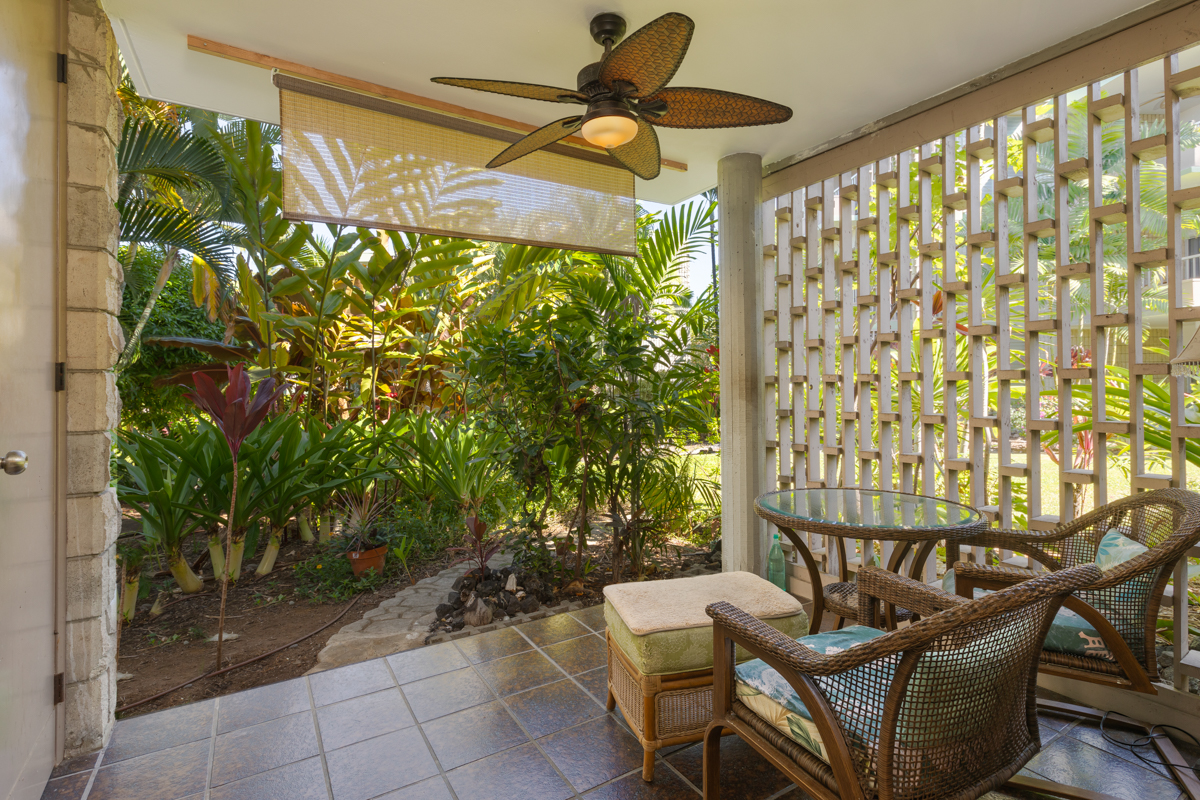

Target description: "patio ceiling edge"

left=762, top=0, right=1198, bottom=195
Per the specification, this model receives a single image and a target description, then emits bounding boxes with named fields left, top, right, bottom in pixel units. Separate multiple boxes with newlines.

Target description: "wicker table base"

left=606, top=629, right=716, bottom=781
left=823, top=580, right=914, bottom=627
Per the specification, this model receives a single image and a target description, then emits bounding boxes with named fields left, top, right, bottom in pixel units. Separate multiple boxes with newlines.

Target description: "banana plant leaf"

left=152, top=363, right=232, bottom=388
left=143, top=336, right=259, bottom=362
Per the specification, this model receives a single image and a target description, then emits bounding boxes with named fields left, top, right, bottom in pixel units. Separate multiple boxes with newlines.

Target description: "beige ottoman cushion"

left=604, top=571, right=809, bottom=675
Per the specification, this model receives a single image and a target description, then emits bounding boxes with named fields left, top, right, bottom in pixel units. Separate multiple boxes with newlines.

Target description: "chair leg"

left=642, top=749, right=655, bottom=781
left=702, top=723, right=723, bottom=799
left=606, top=686, right=616, bottom=711
left=1037, top=699, right=1200, bottom=800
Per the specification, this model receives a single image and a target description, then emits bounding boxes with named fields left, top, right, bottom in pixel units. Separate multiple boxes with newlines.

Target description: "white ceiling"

left=107, top=0, right=1155, bottom=204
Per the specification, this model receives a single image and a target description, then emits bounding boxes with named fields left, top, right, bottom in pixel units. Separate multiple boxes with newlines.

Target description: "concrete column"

left=63, top=0, right=123, bottom=757
left=718, top=153, right=766, bottom=577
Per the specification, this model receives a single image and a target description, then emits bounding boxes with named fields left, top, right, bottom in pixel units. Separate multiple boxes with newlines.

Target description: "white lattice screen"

left=761, top=44, right=1200, bottom=689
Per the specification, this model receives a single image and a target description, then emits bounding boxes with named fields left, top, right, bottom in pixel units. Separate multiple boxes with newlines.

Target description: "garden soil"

left=114, top=548, right=451, bottom=719
left=115, top=520, right=712, bottom=720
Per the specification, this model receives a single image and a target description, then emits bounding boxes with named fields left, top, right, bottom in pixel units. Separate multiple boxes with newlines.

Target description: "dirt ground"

left=116, top=517, right=716, bottom=720
left=114, top=544, right=453, bottom=719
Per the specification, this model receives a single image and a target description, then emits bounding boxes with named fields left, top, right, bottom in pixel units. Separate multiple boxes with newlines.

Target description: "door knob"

left=2, top=451, right=28, bottom=475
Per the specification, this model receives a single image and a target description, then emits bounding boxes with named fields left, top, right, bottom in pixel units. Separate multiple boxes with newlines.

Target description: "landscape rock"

left=462, top=594, right=492, bottom=627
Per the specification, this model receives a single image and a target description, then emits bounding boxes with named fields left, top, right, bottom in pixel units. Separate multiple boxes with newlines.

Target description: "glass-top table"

left=755, top=488, right=987, bottom=631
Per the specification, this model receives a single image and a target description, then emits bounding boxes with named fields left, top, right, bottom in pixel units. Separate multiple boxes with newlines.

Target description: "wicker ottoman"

left=603, top=571, right=808, bottom=781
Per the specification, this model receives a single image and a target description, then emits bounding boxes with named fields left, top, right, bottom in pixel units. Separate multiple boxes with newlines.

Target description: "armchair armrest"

left=951, top=562, right=1038, bottom=598
left=855, top=565, right=966, bottom=626
left=956, top=528, right=1066, bottom=571
left=707, top=599, right=913, bottom=677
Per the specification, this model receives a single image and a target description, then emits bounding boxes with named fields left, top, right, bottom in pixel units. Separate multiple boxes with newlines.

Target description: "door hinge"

left=57, top=54, right=67, bottom=84
left=53, top=673, right=64, bottom=705
left=55, top=362, right=65, bottom=392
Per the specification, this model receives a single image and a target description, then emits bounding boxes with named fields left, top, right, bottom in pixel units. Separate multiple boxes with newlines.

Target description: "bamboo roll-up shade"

left=275, top=74, right=637, bottom=255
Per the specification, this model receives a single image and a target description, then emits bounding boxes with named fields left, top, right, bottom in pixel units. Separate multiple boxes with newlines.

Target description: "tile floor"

left=42, top=603, right=1198, bottom=800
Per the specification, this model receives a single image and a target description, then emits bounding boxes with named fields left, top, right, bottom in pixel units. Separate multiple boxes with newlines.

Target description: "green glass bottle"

left=767, top=531, right=787, bottom=592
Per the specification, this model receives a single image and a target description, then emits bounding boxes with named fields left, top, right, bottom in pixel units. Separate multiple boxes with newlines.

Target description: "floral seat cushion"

left=733, top=626, right=887, bottom=759
left=942, top=529, right=1148, bottom=662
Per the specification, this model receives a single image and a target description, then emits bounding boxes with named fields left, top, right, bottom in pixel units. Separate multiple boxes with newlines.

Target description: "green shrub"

left=118, top=258, right=224, bottom=434
left=292, top=546, right=394, bottom=602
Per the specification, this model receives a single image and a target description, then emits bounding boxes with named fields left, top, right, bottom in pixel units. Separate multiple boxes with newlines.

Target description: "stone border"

left=423, top=598, right=587, bottom=645
left=311, top=558, right=719, bottom=672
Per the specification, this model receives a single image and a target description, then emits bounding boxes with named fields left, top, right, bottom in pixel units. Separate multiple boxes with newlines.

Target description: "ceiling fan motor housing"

left=577, top=61, right=604, bottom=94
left=589, top=13, right=627, bottom=46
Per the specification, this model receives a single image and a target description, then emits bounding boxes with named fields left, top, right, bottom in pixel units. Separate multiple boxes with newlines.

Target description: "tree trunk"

left=298, top=509, right=315, bottom=543
left=167, top=551, right=204, bottom=593
left=206, top=525, right=226, bottom=579
left=216, top=461, right=238, bottom=669
left=256, top=525, right=283, bottom=576
left=120, top=572, right=140, bottom=623
left=116, top=247, right=178, bottom=372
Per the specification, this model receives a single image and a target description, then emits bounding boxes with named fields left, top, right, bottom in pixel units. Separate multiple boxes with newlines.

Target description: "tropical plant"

left=410, top=423, right=507, bottom=516
left=300, top=419, right=367, bottom=543
left=185, top=363, right=284, bottom=667
left=117, top=544, right=146, bottom=623
left=251, top=414, right=353, bottom=576
left=116, top=114, right=235, bottom=371
left=391, top=535, right=417, bottom=585
left=336, top=482, right=396, bottom=552
left=447, top=516, right=506, bottom=578
left=115, top=430, right=208, bottom=593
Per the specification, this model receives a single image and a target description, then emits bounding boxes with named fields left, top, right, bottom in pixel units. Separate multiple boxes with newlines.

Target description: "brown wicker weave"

left=755, top=489, right=987, bottom=630
left=952, top=488, right=1200, bottom=692
left=606, top=629, right=718, bottom=781
left=703, top=562, right=1102, bottom=800
left=950, top=488, right=1200, bottom=799
left=825, top=581, right=914, bottom=627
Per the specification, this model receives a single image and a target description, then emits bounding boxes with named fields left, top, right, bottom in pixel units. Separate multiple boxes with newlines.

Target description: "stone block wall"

left=62, top=0, right=123, bottom=757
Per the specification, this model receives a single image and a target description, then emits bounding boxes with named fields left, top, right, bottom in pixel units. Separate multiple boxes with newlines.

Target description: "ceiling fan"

left=431, top=12, right=792, bottom=180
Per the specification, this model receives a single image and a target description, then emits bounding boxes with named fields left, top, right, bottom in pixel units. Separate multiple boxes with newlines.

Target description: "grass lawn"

left=1031, top=452, right=1200, bottom=517
left=681, top=447, right=1200, bottom=516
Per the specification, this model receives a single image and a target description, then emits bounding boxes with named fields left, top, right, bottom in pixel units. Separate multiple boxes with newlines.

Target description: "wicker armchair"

left=703, top=563, right=1102, bottom=800
left=952, top=488, right=1200, bottom=693
left=951, top=488, right=1200, bottom=798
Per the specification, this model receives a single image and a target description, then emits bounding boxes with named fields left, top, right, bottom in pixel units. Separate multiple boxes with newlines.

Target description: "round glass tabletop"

left=756, top=488, right=984, bottom=532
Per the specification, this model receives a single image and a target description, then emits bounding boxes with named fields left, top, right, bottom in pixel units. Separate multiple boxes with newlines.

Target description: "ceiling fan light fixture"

left=581, top=101, right=638, bottom=149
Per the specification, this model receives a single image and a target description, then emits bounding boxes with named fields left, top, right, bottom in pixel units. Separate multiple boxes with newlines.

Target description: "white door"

left=0, top=0, right=62, bottom=796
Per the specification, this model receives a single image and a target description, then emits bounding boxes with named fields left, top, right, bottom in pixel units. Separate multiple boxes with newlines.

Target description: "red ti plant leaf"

left=447, top=516, right=506, bottom=576
left=185, top=363, right=285, bottom=457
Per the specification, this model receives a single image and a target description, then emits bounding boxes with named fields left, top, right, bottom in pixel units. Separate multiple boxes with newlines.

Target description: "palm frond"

left=118, top=199, right=235, bottom=281
left=117, top=118, right=230, bottom=207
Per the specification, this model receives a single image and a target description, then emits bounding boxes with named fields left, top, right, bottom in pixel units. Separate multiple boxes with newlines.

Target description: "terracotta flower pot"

left=347, top=545, right=388, bottom=577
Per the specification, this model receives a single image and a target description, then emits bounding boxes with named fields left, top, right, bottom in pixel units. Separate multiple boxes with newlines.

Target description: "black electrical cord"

left=1098, top=709, right=1200, bottom=773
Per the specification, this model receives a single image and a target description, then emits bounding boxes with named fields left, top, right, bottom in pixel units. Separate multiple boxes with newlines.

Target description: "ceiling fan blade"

left=487, top=116, right=584, bottom=169
left=607, top=117, right=660, bottom=180
left=641, top=87, right=793, bottom=129
left=598, top=13, right=694, bottom=99
left=431, top=77, right=588, bottom=104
